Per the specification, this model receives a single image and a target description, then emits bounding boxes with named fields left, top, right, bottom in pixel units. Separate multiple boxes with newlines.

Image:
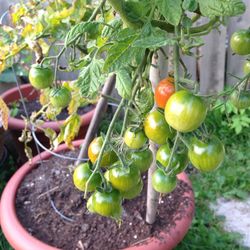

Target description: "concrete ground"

left=211, top=198, right=250, bottom=248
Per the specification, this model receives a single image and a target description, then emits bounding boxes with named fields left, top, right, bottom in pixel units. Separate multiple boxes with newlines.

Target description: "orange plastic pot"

left=0, top=140, right=194, bottom=250
left=1, top=84, right=95, bottom=162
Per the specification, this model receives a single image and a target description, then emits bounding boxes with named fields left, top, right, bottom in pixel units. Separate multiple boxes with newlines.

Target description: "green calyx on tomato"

left=29, top=64, right=54, bottom=90
left=230, top=29, right=250, bottom=56
left=49, top=87, right=71, bottom=108
left=124, top=127, right=147, bottom=149
left=155, top=77, right=175, bottom=109
left=127, top=148, right=153, bottom=173
left=73, top=163, right=102, bottom=192
left=121, top=178, right=143, bottom=200
left=144, top=109, right=174, bottom=145
left=88, top=137, right=118, bottom=167
left=156, top=144, right=188, bottom=175
left=109, top=163, right=141, bottom=192
left=230, top=90, right=250, bottom=109
left=165, top=90, right=207, bottom=133
left=243, top=60, right=250, bottom=75
left=188, top=135, right=225, bottom=172
left=152, top=169, right=177, bottom=194
left=89, top=188, right=122, bottom=218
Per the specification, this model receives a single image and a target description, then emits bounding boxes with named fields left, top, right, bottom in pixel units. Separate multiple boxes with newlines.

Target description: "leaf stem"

left=174, top=25, right=181, bottom=91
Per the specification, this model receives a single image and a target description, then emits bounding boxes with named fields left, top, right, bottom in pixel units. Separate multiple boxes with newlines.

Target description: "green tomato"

left=165, top=90, right=207, bottom=133
left=243, top=60, right=250, bottom=75
left=49, top=87, right=71, bottom=108
left=144, top=110, right=174, bottom=145
left=156, top=144, right=188, bottom=175
left=124, top=128, right=147, bottom=149
left=88, top=137, right=118, bottom=167
left=29, top=64, right=54, bottom=90
left=109, top=163, right=140, bottom=192
left=152, top=169, right=177, bottom=194
left=91, top=189, right=122, bottom=218
left=127, top=148, right=153, bottom=173
left=73, top=163, right=102, bottom=192
left=188, top=136, right=225, bottom=172
left=121, top=178, right=143, bottom=200
left=230, top=29, right=250, bottom=56
left=230, top=90, right=250, bottom=109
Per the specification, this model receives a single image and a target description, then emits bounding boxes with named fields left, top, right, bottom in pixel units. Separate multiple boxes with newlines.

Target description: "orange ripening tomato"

left=155, top=77, right=175, bottom=109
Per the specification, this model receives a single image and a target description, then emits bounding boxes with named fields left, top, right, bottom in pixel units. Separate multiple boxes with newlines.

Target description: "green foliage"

left=197, top=0, right=246, bottom=18
left=157, top=0, right=183, bottom=26
left=76, top=59, right=105, bottom=99
left=116, top=69, right=132, bottom=99
left=207, top=99, right=250, bottom=135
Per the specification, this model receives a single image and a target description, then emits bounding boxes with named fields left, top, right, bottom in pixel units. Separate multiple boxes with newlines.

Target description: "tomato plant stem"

left=174, top=25, right=181, bottom=91
left=165, top=133, right=180, bottom=171
left=84, top=98, right=126, bottom=198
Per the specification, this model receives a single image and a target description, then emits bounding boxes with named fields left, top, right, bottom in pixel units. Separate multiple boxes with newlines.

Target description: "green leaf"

left=103, top=28, right=144, bottom=72
left=76, top=59, right=105, bottom=99
left=133, top=25, right=176, bottom=49
left=65, top=21, right=100, bottom=46
left=182, top=0, right=198, bottom=12
left=157, top=0, right=182, bottom=26
left=116, top=69, right=132, bottom=99
left=123, top=0, right=152, bottom=22
left=197, top=0, right=246, bottom=18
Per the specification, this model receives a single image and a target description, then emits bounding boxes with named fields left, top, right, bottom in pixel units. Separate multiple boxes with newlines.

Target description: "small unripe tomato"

left=188, top=136, right=225, bottom=172
left=144, top=110, right=174, bottom=145
left=29, top=64, right=54, bottom=90
left=152, top=169, right=177, bottom=194
left=243, top=60, right=250, bottom=75
left=88, top=137, right=118, bottom=167
left=124, top=127, right=147, bottom=149
left=109, top=163, right=141, bottom=192
left=230, top=90, right=250, bottom=109
left=165, top=90, right=207, bottom=133
left=73, top=163, right=102, bottom=192
left=230, top=29, right=250, bottom=56
left=49, top=87, right=71, bottom=108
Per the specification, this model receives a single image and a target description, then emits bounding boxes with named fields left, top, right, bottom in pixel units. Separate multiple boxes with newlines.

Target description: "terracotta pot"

left=0, top=140, right=194, bottom=250
left=1, top=84, right=95, bottom=162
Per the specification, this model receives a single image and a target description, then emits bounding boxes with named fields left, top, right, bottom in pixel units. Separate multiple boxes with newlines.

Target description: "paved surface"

left=211, top=198, right=250, bottom=247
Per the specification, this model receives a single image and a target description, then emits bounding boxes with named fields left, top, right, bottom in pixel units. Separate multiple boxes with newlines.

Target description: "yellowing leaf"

left=0, top=60, right=6, bottom=73
left=38, top=39, right=50, bottom=55
left=0, top=97, right=9, bottom=130
left=11, top=5, right=26, bottom=24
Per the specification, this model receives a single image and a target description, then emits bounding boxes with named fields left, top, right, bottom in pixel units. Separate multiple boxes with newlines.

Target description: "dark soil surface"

left=16, top=150, right=194, bottom=250
left=9, top=99, right=94, bottom=121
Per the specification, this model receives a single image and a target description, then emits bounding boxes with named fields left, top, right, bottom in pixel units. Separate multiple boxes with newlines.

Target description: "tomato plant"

left=144, top=110, right=174, bottom=145
left=124, top=127, right=147, bottom=149
left=29, top=64, right=54, bottom=90
left=88, top=137, right=117, bottom=167
left=155, top=77, right=175, bottom=109
left=165, top=90, right=207, bottom=133
left=230, top=29, right=250, bottom=55
left=5, top=0, right=249, bottom=229
left=188, top=136, right=225, bottom=172
left=73, top=163, right=101, bottom=192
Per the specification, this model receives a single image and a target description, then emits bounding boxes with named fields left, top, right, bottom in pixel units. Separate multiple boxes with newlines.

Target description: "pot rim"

left=1, top=84, right=95, bottom=131
left=0, top=140, right=194, bottom=250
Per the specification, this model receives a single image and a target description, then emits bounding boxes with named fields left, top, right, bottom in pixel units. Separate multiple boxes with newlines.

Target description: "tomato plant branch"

left=174, top=25, right=181, bottom=91
left=89, top=0, right=107, bottom=21
left=84, top=98, right=126, bottom=198
left=121, top=51, right=149, bottom=135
